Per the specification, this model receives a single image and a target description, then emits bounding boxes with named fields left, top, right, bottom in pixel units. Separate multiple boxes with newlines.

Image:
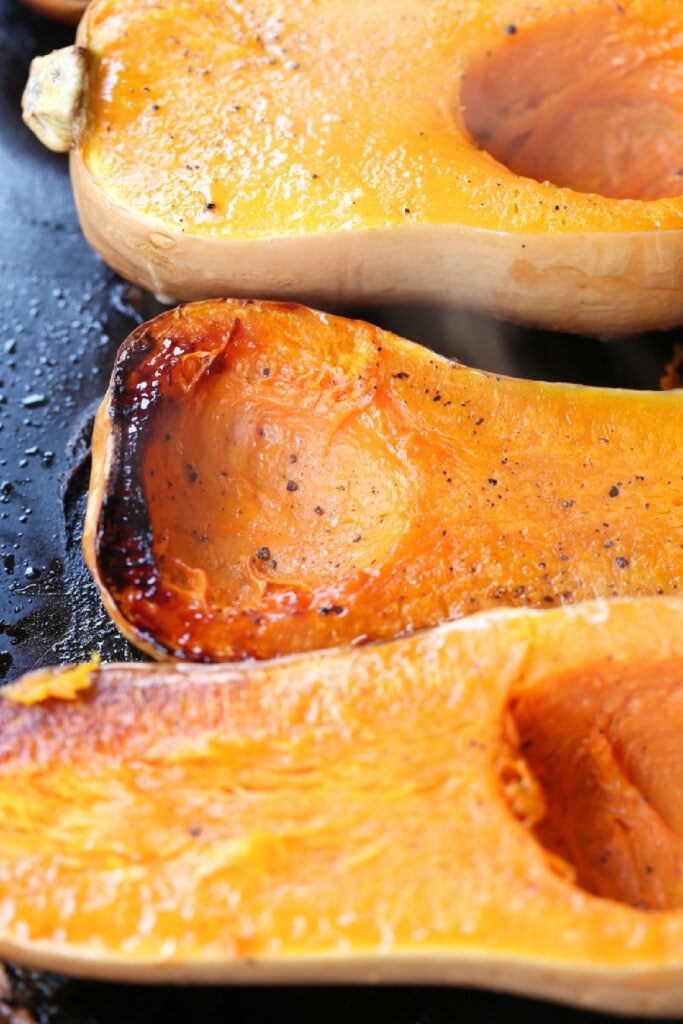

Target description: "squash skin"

left=3, top=597, right=683, bottom=1014
left=83, top=297, right=683, bottom=663
left=41, top=0, right=683, bottom=335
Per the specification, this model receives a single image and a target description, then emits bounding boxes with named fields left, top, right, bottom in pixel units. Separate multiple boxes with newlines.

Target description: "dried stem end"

left=21, top=45, right=88, bottom=153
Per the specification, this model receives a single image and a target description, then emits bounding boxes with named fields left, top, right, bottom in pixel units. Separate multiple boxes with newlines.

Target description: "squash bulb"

left=3, top=598, right=683, bottom=1014
left=20, top=0, right=683, bottom=335
left=510, top=659, right=683, bottom=910
left=83, top=297, right=683, bottom=663
left=462, top=4, right=683, bottom=202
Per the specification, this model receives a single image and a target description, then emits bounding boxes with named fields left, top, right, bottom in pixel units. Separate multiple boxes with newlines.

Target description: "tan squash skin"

left=3, top=597, right=683, bottom=1015
left=20, top=0, right=683, bottom=335
left=83, top=298, right=683, bottom=663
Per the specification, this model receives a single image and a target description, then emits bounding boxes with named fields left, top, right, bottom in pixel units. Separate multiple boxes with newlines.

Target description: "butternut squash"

left=2, top=596, right=683, bottom=1015
left=20, top=0, right=683, bottom=336
left=83, top=298, right=683, bottom=662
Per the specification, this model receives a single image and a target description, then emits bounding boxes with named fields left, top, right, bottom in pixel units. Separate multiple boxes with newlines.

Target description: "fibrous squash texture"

left=84, top=298, right=683, bottom=662
left=2, top=598, right=683, bottom=1016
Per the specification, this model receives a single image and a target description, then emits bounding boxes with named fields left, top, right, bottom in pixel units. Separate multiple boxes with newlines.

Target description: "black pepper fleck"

left=318, top=604, right=344, bottom=615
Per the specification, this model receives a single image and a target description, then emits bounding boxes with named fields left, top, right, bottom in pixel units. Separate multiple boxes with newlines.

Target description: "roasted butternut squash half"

left=83, top=298, right=683, bottom=663
left=20, top=0, right=683, bottom=335
left=3, top=596, right=683, bottom=1014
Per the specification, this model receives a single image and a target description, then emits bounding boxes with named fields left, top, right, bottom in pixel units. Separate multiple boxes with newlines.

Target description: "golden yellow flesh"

left=2, top=599, right=683, bottom=1018
left=79, top=0, right=683, bottom=238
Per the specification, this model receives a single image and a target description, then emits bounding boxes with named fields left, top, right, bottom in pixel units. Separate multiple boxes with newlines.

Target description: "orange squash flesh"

left=512, top=658, right=683, bottom=911
left=461, top=3, right=683, bottom=203
left=2, top=598, right=683, bottom=1014
left=22, top=0, right=683, bottom=334
left=77, top=0, right=683, bottom=229
left=83, top=298, right=683, bottom=663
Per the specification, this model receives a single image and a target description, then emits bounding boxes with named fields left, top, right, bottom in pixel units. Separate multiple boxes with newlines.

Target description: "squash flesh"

left=29, top=0, right=681, bottom=332
left=512, top=659, right=683, bottom=910
left=462, top=5, right=683, bottom=201
left=77, top=0, right=683, bottom=237
left=84, top=298, right=683, bottom=662
left=2, top=599, right=683, bottom=1013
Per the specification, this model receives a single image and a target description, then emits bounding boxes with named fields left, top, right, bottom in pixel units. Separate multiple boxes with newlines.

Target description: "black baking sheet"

left=1, top=0, right=682, bottom=1019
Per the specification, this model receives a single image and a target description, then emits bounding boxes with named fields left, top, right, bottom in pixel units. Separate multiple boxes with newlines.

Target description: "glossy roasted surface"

left=2, top=598, right=683, bottom=1016
left=79, top=0, right=683, bottom=236
left=86, top=298, right=683, bottom=661
left=46, top=0, right=683, bottom=335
